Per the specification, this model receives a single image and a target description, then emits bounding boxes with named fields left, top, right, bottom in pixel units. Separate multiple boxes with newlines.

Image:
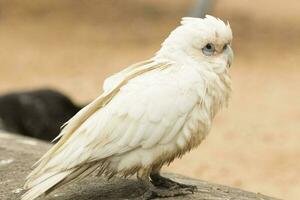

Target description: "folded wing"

left=22, top=59, right=199, bottom=200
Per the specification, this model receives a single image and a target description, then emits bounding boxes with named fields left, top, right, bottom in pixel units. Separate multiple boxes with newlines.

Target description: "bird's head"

left=156, top=15, right=233, bottom=72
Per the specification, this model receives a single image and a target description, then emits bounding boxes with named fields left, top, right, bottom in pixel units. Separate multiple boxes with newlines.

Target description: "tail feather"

left=24, top=171, right=58, bottom=189
left=46, top=163, right=99, bottom=195
left=22, top=163, right=99, bottom=200
left=22, top=171, right=70, bottom=200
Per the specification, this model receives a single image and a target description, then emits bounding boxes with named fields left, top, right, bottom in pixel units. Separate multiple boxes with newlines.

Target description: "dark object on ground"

left=0, top=89, right=83, bottom=141
left=0, top=132, right=281, bottom=200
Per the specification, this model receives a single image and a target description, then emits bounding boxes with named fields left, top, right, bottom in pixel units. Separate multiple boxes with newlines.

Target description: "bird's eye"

left=223, top=44, right=228, bottom=51
left=202, top=43, right=215, bottom=56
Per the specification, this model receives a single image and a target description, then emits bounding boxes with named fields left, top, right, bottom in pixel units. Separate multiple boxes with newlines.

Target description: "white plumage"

left=22, top=15, right=233, bottom=200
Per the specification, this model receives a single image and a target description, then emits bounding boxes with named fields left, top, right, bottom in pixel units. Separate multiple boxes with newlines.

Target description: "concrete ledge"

left=0, top=132, right=280, bottom=200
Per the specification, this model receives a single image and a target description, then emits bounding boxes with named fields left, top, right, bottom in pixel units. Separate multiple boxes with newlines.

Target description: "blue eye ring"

left=202, top=43, right=215, bottom=56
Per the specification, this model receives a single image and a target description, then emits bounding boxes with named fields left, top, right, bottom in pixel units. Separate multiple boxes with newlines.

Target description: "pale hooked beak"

left=227, top=46, right=234, bottom=68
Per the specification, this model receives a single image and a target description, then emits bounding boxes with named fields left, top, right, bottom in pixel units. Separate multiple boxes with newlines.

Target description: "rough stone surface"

left=0, top=132, right=280, bottom=200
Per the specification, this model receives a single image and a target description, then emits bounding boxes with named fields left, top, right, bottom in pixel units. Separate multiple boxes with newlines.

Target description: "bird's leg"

left=137, top=167, right=196, bottom=200
left=150, top=168, right=197, bottom=191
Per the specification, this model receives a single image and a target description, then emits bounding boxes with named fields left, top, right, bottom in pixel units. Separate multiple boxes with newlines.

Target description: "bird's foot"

left=150, top=173, right=197, bottom=191
left=139, top=174, right=196, bottom=199
left=142, top=184, right=195, bottom=199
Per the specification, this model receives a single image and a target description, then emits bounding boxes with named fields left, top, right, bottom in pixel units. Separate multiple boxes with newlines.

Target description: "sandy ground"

left=0, top=0, right=299, bottom=199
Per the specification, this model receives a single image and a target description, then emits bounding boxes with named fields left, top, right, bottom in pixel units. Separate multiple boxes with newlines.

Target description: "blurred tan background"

left=0, top=0, right=299, bottom=199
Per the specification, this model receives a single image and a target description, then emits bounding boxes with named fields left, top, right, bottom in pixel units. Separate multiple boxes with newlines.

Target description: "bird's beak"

left=227, top=46, right=234, bottom=68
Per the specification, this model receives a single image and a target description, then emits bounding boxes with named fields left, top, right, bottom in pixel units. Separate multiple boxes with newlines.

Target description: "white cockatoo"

left=22, top=15, right=233, bottom=200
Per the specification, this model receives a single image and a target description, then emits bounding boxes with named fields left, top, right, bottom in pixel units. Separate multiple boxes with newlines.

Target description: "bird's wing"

left=23, top=60, right=200, bottom=200
left=31, top=59, right=165, bottom=167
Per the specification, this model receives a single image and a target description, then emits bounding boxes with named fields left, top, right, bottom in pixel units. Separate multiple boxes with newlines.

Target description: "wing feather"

left=23, top=59, right=201, bottom=200
left=25, top=59, right=170, bottom=185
